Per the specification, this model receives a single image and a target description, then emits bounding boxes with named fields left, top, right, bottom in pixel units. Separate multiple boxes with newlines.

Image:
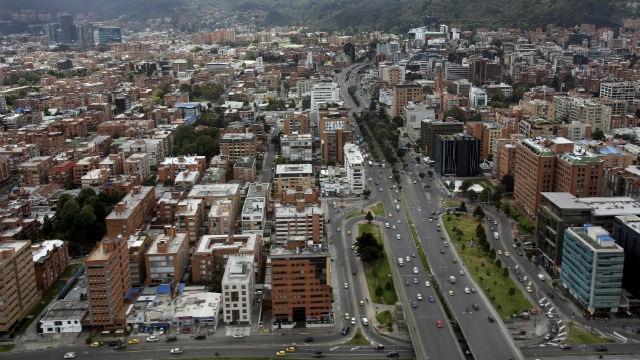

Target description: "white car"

left=425, top=281, right=431, bottom=287
left=392, top=225, right=396, bottom=230
left=63, top=353, right=76, bottom=359
left=396, top=234, right=401, bottom=240
left=170, top=348, right=183, bottom=355
left=443, top=241, right=449, bottom=247
left=344, top=283, right=349, bottom=289
left=416, top=293, right=423, bottom=300
left=146, top=335, right=159, bottom=342
left=504, top=251, right=510, bottom=257
left=413, top=267, right=419, bottom=274
left=498, top=249, right=503, bottom=255
left=385, top=222, right=390, bottom=228
left=397, top=219, right=402, bottom=224
left=459, top=270, right=465, bottom=275
left=350, top=317, right=356, bottom=325
left=464, top=287, right=470, bottom=294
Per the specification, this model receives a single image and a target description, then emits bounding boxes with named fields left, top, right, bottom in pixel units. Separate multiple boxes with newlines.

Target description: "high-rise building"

left=105, top=186, right=156, bottom=238
left=221, top=255, right=255, bottom=325
left=434, top=133, right=481, bottom=177
left=84, top=236, right=131, bottom=328
left=0, top=241, right=40, bottom=332
left=469, top=87, right=488, bottom=108
left=553, top=96, right=612, bottom=132
left=554, top=151, right=603, bottom=197
left=466, top=121, right=503, bottom=160
left=270, top=246, right=332, bottom=323
left=420, top=119, right=465, bottom=160
left=561, top=226, right=624, bottom=314
left=392, top=83, right=423, bottom=117
left=612, top=215, right=640, bottom=298
left=319, top=115, right=353, bottom=165
left=144, top=226, right=189, bottom=286
left=600, top=82, right=635, bottom=107
left=57, top=13, right=74, bottom=43
left=95, top=26, right=122, bottom=45
left=343, top=143, right=366, bottom=195
left=310, top=82, right=340, bottom=112
left=281, top=133, right=313, bottom=163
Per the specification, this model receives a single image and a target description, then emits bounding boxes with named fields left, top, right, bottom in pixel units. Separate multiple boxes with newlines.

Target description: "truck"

left=398, top=258, right=404, bottom=266
left=449, top=275, right=456, bottom=284
left=493, top=232, right=499, bottom=240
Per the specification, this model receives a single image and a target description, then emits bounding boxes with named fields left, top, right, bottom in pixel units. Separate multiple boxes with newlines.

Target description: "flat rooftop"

left=275, top=163, right=313, bottom=175
left=543, top=192, right=640, bottom=216
left=146, top=232, right=188, bottom=256
left=32, top=239, right=65, bottom=263
left=188, top=184, right=240, bottom=198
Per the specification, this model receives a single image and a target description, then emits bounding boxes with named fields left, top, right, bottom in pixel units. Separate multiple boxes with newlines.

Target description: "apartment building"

left=392, top=82, right=423, bottom=117
left=281, top=133, right=313, bottom=163
left=378, top=64, right=406, bottom=86
left=270, top=246, right=332, bottom=323
left=319, top=115, right=353, bottom=165
left=32, top=239, right=69, bottom=291
left=18, top=156, right=53, bottom=185
left=612, top=215, right=640, bottom=298
left=283, top=112, right=311, bottom=135
left=188, top=184, right=241, bottom=215
left=561, top=226, right=624, bottom=314
left=127, top=233, right=152, bottom=287
left=274, top=197, right=324, bottom=244
left=466, top=121, right=503, bottom=160
left=600, top=81, right=635, bottom=107
left=310, top=82, right=340, bottom=112
left=124, top=153, right=150, bottom=183
left=241, top=197, right=266, bottom=235
left=434, top=134, right=481, bottom=177
left=105, top=186, right=156, bottom=237
left=175, top=198, right=204, bottom=244
left=208, top=199, right=234, bottom=235
left=144, top=226, right=189, bottom=286
left=84, top=236, right=131, bottom=328
left=191, top=233, right=261, bottom=284
left=343, top=143, right=366, bottom=195
left=221, top=255, right=255, bottom=325
left=0, top=240, right=40, bottom=332
left=553, top=96, right=612, bottom=132
left=158, top=155, right=206, bottom=184
left=274, top=164, right=315, bottom=196
left=73, top=156, right=100, bottom=185
left=554, top=151, right=604, bottom=197
left=220, top=133, right=257, bottom=161
left=98, top=153, right=124, bottom=176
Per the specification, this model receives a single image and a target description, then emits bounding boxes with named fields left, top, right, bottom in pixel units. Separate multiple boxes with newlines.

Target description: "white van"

left=398, top=258, right=404, bottom=266
left=537, top=273, right=545, bottom=281
left=361, top=317, right=369, bottom=326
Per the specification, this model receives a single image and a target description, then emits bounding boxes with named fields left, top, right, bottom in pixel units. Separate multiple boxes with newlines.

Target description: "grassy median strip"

left=345, top=328, right=370, bottom=345
left=375, top=310, right=394, bottom=331
left=345, top=209, right=364, bottom=220
left=564, top=322, right=613, bottom=344
left=443, top=214, right=531, bottom=320
left=358, top=223, right=397, bottom=305
left=371, top=202, right=385, bottom=216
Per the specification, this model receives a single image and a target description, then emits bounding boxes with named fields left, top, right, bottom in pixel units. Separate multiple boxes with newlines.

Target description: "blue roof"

left=175, top=102, right=200, bottom=108
left=178, top=283, right=186, bottom=294
left=156, top=284, right=172, bottom=295
left=125, top=287, right=141, bottom=301
left=185, top=114, right=197, bottom=124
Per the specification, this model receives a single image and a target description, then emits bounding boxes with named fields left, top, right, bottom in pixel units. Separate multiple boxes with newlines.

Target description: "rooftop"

left=105, top=186, right=154, bottom=220
left=569, top=226, right=624, bottom=251
left=221, top=133, right=255, bottom=141
left=344, top=143, right=364, bottom=164
left=32, top=239, right=65, bottom=263
left=146, top=230, right=188, bottom=256
left=188, top=184, right=240, bottom=198
left=275, top=163, right=313, bottom=175
left=543, top=192, right=640, bottom=216
left=222, top=255, right=254, bottom=283
left=195, top=233, right=257, bottom=254
left=242, top=197, right=265, bottom=217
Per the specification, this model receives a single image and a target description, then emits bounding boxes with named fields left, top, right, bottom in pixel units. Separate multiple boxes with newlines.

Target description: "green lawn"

left=15, top=279, right=65, bottom=335
left=344, top=328, right=370, bottom=345
left=443, top=214, right=532, bottom=320
left=370, top=202, right=385, bottom=216
left=565, top=322, right=612, bottom=344
left=345, top=209, right=364, bottom=220
left=62, top=263, right=81, bottom=278
left=358, top=223, right=397, bottom=305
left=441, top=198, right=462, bottom=209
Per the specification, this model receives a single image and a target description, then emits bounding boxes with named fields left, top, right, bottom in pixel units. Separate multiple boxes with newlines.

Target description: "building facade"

left=0, top=241, right=40, bottom=332
left=221, top=255, right=255, bottom=325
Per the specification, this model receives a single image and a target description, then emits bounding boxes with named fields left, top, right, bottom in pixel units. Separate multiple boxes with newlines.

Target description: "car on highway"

left=396, top=234, right=401, bottom=240
left=416, top=293, right=423, bottom=300
left=413, top=266, right=419, bottom=274
left=411, top=301, right=417, bottom=308
left=487, top=316, right=495, bottom=323
left=392, top=224, right=396, bottom=230
left=313, top=351, right=326, bottom=358
left=146, top=335, right=159, bottom=342
left=594, top=345, right=608, bottom=352
left=350, top=317, right=356, bottom=325
left=385, top=222, right=390, bottom=228
left=359, top=300, right=365, bottom=306
left=413, top=277, right=418, bottom=284
left=471, top=288, right=477, bottom=293
left=436, top=320, right=444, bottom=328
left=459, top=270, right=465, bottom=275
left=341, top=326, right=350, bottom=335
left=379, top=187, right=383, bottom=192
left=498, top=249, right=503, bottom=255
left=169, top=348, right=183, bottom=355
left=387, top=351, right=400, bottom=358
left=397, top=219, right=402, bottom=224
left=286, top=346, right=297, bottom=352
left=472, top=303, right=479, bottom=310
left=344, top=313, right=350, bottom=320
left=344, top=282, right=349, bottom=289
left=194, top=334, right=206, bottom=340
left=165, top=335, right=178, bottom=342
left=440, top=249, right=445, bottom=254
left=276, top=350, right=286, bottom=357
left=405, top=280, right=410, bottom=286
left=411, top=253, right=416, bottom=258
left=405, top=256, right=410, bottom=262
left=337, top=228, right=340, bottom=232
left=452, top=258, right=458, bottom=263
left=504, top=251, right=510, bottom=257
left=90, top=341, right=103, bottom=347
left=559, top=344, right=572, bottom=350
left=428, top=296, right=435, bottom=303
left=443, top=241, right=449, bottom=247
left=464, top=287, right=470, bottom=294
left=425, top=281, right=430, bottom=287
left=374, top=344, right=385, bottom=351
left=448, top=290, right=455, bottom=296
left=305, top=337, right=314, bottom=343
left=63, top=353, right=76, bottom=359
left=127, top=338, right=140, bottom=345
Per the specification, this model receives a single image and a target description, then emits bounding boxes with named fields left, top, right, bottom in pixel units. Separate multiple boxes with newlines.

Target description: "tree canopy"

left=354, top=232, right=384, bottom=264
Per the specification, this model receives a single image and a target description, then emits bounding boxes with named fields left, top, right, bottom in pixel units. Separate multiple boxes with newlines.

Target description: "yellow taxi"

left=276, top=350, right=286, bottom=357
left=127, top=337, right=140, bottom=345
left=90, top=341, right=103, bottom=347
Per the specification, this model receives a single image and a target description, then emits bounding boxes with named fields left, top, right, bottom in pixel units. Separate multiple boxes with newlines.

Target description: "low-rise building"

left=32, top=239, right=69, bottom=291
left=191, top=233, right=261, bottom=284
left=175, top=198, right=204, bottom=245
left=158, top=156, right=206, bottom=184
left=220, top=133, right=257, bottom=161
left=274, top=164, right=314, bottom=196
left=281, top=133, right=313, bottom=162
left=39, top=300, right=88, bottom=334
left=145, top=226, right=189, bottom=286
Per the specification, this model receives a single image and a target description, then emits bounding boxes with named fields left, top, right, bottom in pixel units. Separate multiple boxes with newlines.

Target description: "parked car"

left=387, top=351, right=400, bottom=358
left=594, top=345, right=608, bottom=352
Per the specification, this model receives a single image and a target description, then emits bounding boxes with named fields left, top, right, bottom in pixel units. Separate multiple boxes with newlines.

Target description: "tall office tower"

left=57, top=13, right=75, bottom=43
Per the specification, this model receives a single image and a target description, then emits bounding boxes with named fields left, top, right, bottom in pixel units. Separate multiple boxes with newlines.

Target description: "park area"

left=443, top=214, right=531, bottom=319
left=358, top=223, right=397, bottom=305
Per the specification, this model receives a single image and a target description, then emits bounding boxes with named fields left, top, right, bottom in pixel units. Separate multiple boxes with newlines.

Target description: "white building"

left=222, top=255, right=255, bottom=325
left=297, top=79, right=316, bottom=98
left=554, top=96, right=612, bottom=132
left=281, top=133, right=313, bottom=162
left=600, top=81, right=635, bottom=105
left=39, top=300, right=87, bottom=334
left=255, top=56, right=264, bottom=74
left=119, top=138, right=165, bottom=166
left=311, top=82, right=340, bottom=112
left=403, top=102, right=435, bottom=143
left=378, top=64, right=406, bottom=85
left=343, top=143, right=366, bottom=195
left=241, top=197, right=266, bottom=235
left=469, top=87, right=488, bottom=108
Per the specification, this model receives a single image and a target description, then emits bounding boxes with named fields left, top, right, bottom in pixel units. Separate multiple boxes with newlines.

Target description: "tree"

left=503, top=267, right=509, bottom=278
left=443, top=107, right=467, bottom=123
left=592, top=128, right=605, bottom=141
left=354, top=232, right=384, bottom=264
left=473, top=206, right=485, bottom=219
left=508, top=287, right=516, bottom=297
left=365, top=211, right=374, bottom=223
left=460, top=179, right=473, bottom=193
left=475, top=223, right=485, bottom=238
left=363, top=189, right=371, bottom=199
left=418, top=172, right=426, bottom=181
left=392, top=116, right=404, bottom=128
left=427, top=170, right=433, bottom=177
left=495, top=259, right=502, bottom=268
left=457, top=201, right=467, bottom=213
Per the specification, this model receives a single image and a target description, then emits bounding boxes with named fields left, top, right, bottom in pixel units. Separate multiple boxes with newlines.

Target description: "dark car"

left=341, top=326, right=350, bottom=336
left=165, top=335, right=178, bottom=342
left=114, top=344, right=126, bottom=350
left=594, top=345, right=608, bottom=352
left=107, top=341, right=121, bottom=347
left=313, top=351, right=325, bottom=358
left=194, top=334, right=206, bottom=340
left=375, top=344, right=385, bottom=350
left=305, top=337, right=314, bottom=343
left=472, top=303, right=479, bottom=310
left=387, top=351, right=400, bottom=358
left=487, top=316, right=495, bottom=323
left=559, top=344, right=572, bottom=350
